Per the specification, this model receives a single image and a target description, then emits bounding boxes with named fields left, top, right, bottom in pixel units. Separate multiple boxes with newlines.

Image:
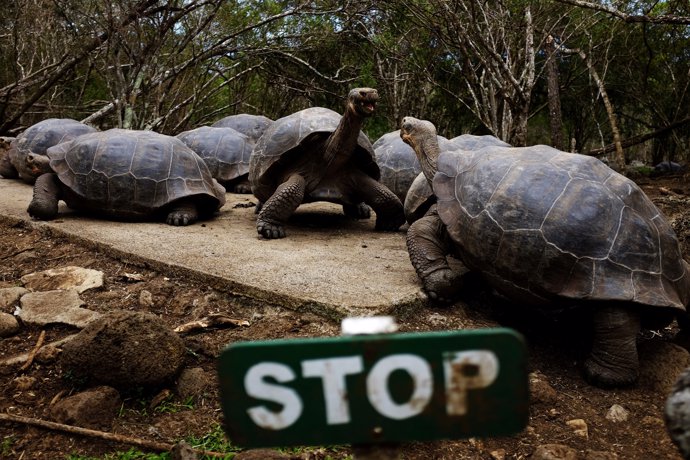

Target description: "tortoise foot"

left=257, top=218, right=286, bottom=239
left=166, top=210, right=196, bottom=226
left=374, top=212, right=405, bottom=232
left=583, top=356, right=638, bottom=388
left=422, top=268, right=463, bottom=304
left=232, top=183, right=253, bottom=194
left=344, top=203, right=371, bottom=219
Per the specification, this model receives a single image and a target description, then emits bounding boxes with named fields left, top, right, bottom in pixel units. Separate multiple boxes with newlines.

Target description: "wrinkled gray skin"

left=666, top=368, right=690, bottom=459
left=400, top=116, right=690, bottom=388
left=211, top=114, right=274, bottom=144
left=373, top=130, right=451, bottom=203
left=249, top=88, right=404, bottom=239
left=176, top=126, right=253, bottom=193
left=3, top=118, right=97, bottom=183
left=27, top=129, right=226, bottom=226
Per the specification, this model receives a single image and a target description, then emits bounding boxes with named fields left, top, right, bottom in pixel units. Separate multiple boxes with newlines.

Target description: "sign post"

left=217, top=323, right=528, bottom=450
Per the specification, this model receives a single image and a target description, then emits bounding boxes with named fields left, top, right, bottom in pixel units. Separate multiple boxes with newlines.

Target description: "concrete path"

left=0, top=179, right=423, bottom=319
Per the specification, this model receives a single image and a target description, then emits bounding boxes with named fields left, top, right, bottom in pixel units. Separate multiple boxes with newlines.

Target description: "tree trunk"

left=545, top=35, right=565, bottom=150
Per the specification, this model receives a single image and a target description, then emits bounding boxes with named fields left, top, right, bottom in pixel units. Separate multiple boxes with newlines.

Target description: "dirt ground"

left=2, top=173, right=690, bottom=460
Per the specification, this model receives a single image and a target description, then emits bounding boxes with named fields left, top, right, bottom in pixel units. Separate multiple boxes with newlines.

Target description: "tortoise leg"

left=583, top=305, right=641, bottom=387
left=257, top=173, right=305, bottom=239
left=166, top=198, right=199, bottom=226
left=406, top=210, right=463, bottom=303
left=343, top=202, right=371, bottom=219
left=351, top=172, right=404, bottom=231
left=27, top=173, right=62, bottom=220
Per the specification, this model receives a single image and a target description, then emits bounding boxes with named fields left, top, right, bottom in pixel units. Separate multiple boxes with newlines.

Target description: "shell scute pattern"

left=47, top=129, right=224, bottom=217
left=250, top=107, right=377, bottom=202
left=434, top=144, right=690, bottom=309
left=176, top=126, right=253, bottom=185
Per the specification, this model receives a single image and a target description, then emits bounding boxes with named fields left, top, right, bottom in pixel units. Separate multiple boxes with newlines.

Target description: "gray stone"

left=51, top=386, right=121, bottom=430
left=176, top=367, right=212, bottom=400
left=605, top=404, right=630, bottom=423
left=0, top=286, right=28, bottom=308
left=59, top=310, right=186, bottom=390
left=21, top=266, right=104, bottom=294
left=17, top=289, right=100, bottom=328
left=531, top=444, right=578, bottom=460
left=0, top=312, right=20, bottom=337
left=529, top=372, right=558, bottom=405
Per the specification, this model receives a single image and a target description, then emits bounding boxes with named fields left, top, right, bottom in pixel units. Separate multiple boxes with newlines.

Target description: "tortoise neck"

left=418, top=133, right=440, bottom=185
left=323, top=106, right=365, bottom=168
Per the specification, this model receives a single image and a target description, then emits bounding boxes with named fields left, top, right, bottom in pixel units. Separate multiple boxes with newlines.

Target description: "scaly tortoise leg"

left=406, top=209, right=463, bottom=303
left=257, top=173, right=305, bottom=239
left=28, top=173, right=62, bottom=220
left=583, top=305, right=641, bottom=387
left=350, top=172, right=404, bottom=231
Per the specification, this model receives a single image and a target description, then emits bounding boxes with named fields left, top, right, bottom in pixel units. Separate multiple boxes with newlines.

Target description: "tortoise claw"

left=423, top=268, right=463, bottom=305
left=257, top=218, right=286, bottom=239
left=166, top=211, right=194, bottom=226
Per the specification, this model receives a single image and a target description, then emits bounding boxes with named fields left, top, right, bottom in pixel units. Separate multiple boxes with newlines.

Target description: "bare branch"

left=554, top=0, right=690, bottom=24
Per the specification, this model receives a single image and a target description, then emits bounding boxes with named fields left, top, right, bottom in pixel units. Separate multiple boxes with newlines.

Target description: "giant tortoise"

left=27, top=129, right=226, bottom=225
left=249, top=88, right=404, bottom=239
left=1, top=118, right=97, bottom=183
left=211, top=114, right=273, bottom=144
left=176, top=126, right=253, bottom=193
left=400, top=116, right=690, bottom=388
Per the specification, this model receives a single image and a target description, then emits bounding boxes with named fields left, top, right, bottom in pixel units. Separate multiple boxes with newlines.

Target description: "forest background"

left=1, top=0, right=689, bottom=171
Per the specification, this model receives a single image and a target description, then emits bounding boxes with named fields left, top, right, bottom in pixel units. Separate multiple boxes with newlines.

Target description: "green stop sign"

left=217, top=328, right=528, bottom=447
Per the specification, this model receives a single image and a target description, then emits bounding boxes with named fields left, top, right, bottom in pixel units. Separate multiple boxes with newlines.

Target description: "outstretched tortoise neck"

left=401, top=117, right=440, bottom=186
left=321, top=88, right=377, bottom=174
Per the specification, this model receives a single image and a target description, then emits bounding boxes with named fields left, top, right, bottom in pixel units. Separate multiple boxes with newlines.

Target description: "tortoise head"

left=25, top=153, right=52, bottom=176
left=400, top=116, right=439, bottom=182
left=347, top=88, right=379, bottom=117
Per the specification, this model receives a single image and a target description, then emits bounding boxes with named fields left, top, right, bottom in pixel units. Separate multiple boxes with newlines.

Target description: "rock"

left=139, top=289, right=154, bottom=307
left=529, top=372, right=558, bottom=405
left=605, top=404, right=629, bottom=423
left=531, top=444, right=578, bottom=460
left=0, top=286, right=28, bottom=308
left=565, top=418, right=588, bottom=438
left=639, top=341, right=690, bottom=394
left=59, top=310, right=186, bottom=390
left=665, top=367, right=690, bottom=458
left=172, top=440, right=198, bottom=460
left=17, top=289, right=100, bottom=328
left=0, top=312, right=20, bottom=337
left=21, top=266, right=104, bottom=293
left=176, top=367, right=212, bottom=400
left=490, top=448, right=506, bottom=460
left=51, top=386, right=121, bottom=430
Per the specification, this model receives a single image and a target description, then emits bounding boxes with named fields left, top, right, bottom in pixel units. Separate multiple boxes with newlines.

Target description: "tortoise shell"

left=211, top=114, right=274, bottom=144
left=176, top=126, right=253, bottom=188
left=434, top=144, right=690, bottom=310
left=9, top=118, right=97, bottom=183
left=447, top=134, right=509, bottom=150
left=249, top=107, right=379, bottom=202
left=46, top=129, right=225, bottom=219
